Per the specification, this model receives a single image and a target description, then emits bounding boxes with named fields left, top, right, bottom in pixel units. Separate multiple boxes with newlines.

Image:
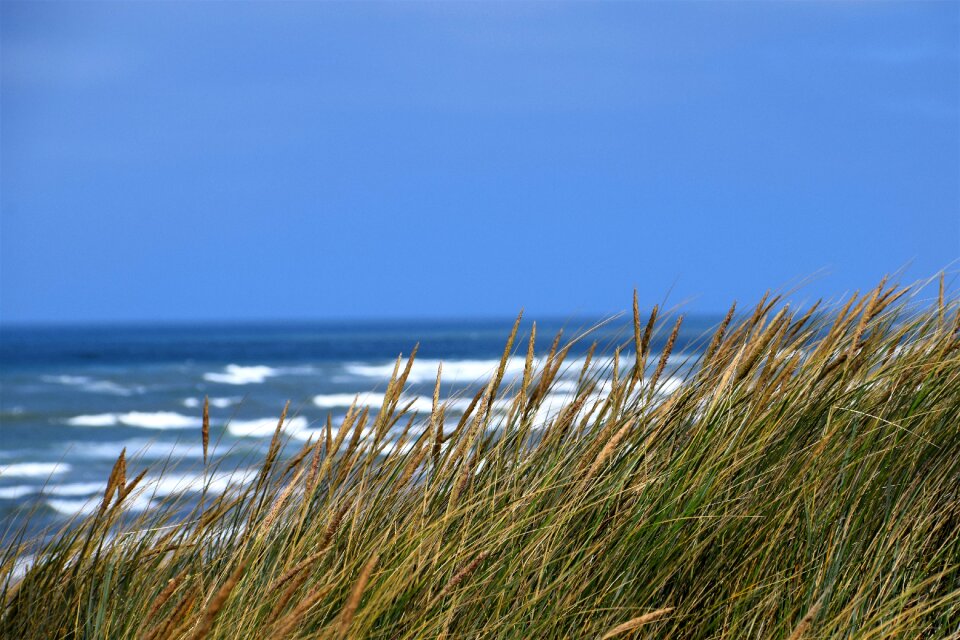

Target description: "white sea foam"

left=42, top=375, right=91, bottom=386
left=145, top=469, right=258, bottom=497
left=183, top=396, right=240, bottom=409
left=9, top=555, right=34, bottom=582
left=549, top=379, right=580, bottom=393
left=654, top=376, right=684, bottom=396
left=344, top=357, right=526, bottom=385
left=0, top=462, right=71, bottom=478
left=380, top=440, right=415, bottom=456
left=46, top=498, right=99, bottom=516
left=42, top=375, right=142, bottom=396
left=397, top=396, right=436, bottom=412
left=66, top=412, right=202, bottom=430
left=36, top=469, right=258, bottom=516
left=203, top=365, right=279, bottom=385
left=313, top=392, right=385, bottom=409
left=228, top=416, right=309, bottom=438
left=71, top=439, right=207, bottom=461
left=0, top=485, right=36, bottom=499
left=45, top=496, right=156, bottom=516
left=313, top=392, right=440, bottom=414
left=67, top=413, right=119, bottom=427
left=290, top=428, right=322, bottom=442
left=293, top=426, right=374, bottom=443
left=45, top=469, right=259, bottom=516
left=46, top=481, right=107, bottom=497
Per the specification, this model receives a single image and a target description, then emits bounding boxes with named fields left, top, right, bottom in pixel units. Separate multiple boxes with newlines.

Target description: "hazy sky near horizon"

left=2, top=1, right=958, bottom=323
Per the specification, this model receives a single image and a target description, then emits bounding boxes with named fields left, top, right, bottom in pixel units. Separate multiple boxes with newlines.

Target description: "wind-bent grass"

left=2, top=278, right=959, bottom=639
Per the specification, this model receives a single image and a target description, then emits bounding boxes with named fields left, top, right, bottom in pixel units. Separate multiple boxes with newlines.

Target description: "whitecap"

left=313, top=393, right=436, bottom=413
left=0, top=485, right=36, bottom=499
left=145, top=469, right=258, bottom=497
left=67, top=414, right=119, bottom=427
left=183, top=396, right=240, bottom=409
left=46, top=470, right=255, bottom=514
left=293, top=426, right=374, bottom=443
left=441, top=395, right=515, bottom=414
left=66, top=412, right=201, bottom=430
left=0, top=462, right=71, bottom=478
left=380, top=440, right=414, bottom=456
left=45, top=498, right=99, bottom=516
left=344, top=357, right=526, bottom=385
left=549, top=379, right=580, bottom=393
left=70, top=439, right=206, bottom=461
left=46, top=496, right=155, bottom=516
left=82, top=380, right=141, bottom=396
left=8, top=555, right=34, bottom=582
left=46, top=481, right=106, bottom=497
left=42, top=375, right=92, bottom=386
left=203, top=365, right=278, bottom=385
left=41, top=375, right=140, bottom=396
left=118, top=412, right=202, bottom=429
left=313, top=392, right=386, bottom=409
left=653, top=376, right=684, bottom=396
left=227, top=416, right=309, bottom=438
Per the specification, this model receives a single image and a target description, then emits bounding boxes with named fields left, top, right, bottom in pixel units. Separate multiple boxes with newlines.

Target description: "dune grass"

left=1, top=278, right=959, bottom=638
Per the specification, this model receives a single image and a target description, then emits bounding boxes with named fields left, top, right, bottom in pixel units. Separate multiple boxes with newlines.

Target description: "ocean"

left=0, top=316, right=717, bottom=537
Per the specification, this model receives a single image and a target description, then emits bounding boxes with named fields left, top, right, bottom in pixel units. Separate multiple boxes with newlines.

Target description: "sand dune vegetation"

left=2, top=278, right=958, bottom=638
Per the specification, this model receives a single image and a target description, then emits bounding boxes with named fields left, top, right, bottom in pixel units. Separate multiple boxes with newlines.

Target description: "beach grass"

left=1, top=278, right=958, bottom=638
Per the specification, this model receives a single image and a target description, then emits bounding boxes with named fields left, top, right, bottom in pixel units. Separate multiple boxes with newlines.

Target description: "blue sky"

left=1, top=1, right=958, bottom=323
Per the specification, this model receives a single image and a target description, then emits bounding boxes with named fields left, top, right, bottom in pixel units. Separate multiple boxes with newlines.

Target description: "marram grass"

left=2, top=279, right=959, bottom=639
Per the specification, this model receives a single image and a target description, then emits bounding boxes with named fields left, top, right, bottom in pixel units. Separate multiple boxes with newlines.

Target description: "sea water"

left=0, top=317, right=717, bottom=536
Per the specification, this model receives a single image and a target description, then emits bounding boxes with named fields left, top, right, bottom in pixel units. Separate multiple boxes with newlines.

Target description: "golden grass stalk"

left=272, top=582, right=335, bottom=638
left=488, top=311, right=522, bottom=408
left=335, top=554, right=378, bottom=639
left=600, top=607, right=674, bottom=639
left=521, top=321, right=537, bottom=400
left=99, top=448, right=127, bottom=518
left=305, top=436, right=323, bottom=498
left=202, top=396, right=209, bottom=466
left=266, top=568, right=312, bottom=624
left=704, top=301, right=737, bottom=365
left=531, top=329, right=564, bottom=404
left=649, top=315, right=683, bottom=394
left=748, top=291, right=771, bottom=327
left=577, top=341, right=597, bottom=389
left=428, top=550, right=490, bottom=610
left=785, top=299, right=819, bottom=344
left=938, top=271, right=945, bottom=331
left=282, top=439, right=316, bottom=478
left=141, top=586, right=197, bottom=640
left=186, top=555, right=250, bottom=640
left=263, top=401, right=290, bottom=475
left=143, top=570, right=191, bottom=624
left=260, top=468, right=305, bottom=532
left=785, top=593, right=827, bottom=640
left=632, top=290, right=642, bottom=380
left=736, top=307, right=788, bottom=383
left=269, top=547, right=328, bottom=596
left=398, top=438, right=431, bottom=488
left=429, top=362, right=445, bottom=467
left=848, top=279, right=886, bottom=359
left=640, top=304, right=659, bottom=365
left=119, top=467, right=148, bottom=502
left=584, top=418, right=635, bottom=483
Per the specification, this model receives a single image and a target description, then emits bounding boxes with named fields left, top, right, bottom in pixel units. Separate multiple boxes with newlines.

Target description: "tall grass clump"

left=2, top=277, right=958, bottom=638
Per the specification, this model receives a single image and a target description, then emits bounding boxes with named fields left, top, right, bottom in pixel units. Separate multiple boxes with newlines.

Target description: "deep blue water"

left=0, top=317, right=717, bottom=537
